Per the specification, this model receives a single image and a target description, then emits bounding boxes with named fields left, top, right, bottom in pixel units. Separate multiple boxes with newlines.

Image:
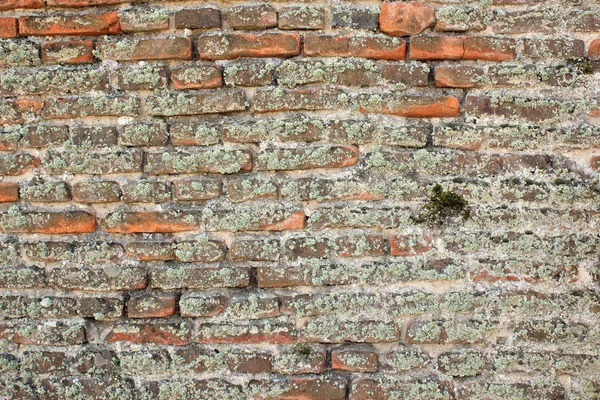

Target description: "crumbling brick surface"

left=0, top=0, right=600, bottom=398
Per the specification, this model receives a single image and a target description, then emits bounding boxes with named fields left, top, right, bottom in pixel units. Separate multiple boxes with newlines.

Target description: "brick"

left=106, top=323, right=190, bottom=345
left=100, top=210, right=199, bottom=233
left=127, top=294, right=177, bottom=318
left=335, top=234, right=386, bottom=257
left=358, top=94, right=460, bottom=117
left=277, top=59, right=380, bottom=88
left=350, top=376, right=453, bottom=400
left=0, top=266, right=45, bottom=289
left=231, top=237, right=281, bottom=261
left=141, top=379, right=243, bottom=399
left=202, top=205, right=304, bottom=231
left=522, top=38, right=585, bottom=59
left=406, top=317, right=497, bottom=344
left=333, top=6, right=379, bottom=30
left=43, top=149, right=143, bottom=175
left=223, top=59, right=276, bottom=87
left=46, top=0, right=126, bottom=7
left=332, top=347, right=379, bottom=372
left=20, top=180, right=70, bottom=202
left=437, top=349, right=486, bottom=377
left=172, top=178, right=221, bottom=201
left=0, top=99, right=43, bottom=124
left=72, top=180, right=121, bottom=203
left=281, top=177, right=383, bottom=202
left=0, top=322, right=85, bottom=345
left=0, top=0, right=43, bottom=10
left=279, top=6, right=327, bottom=30
left=257, top=145, right=358, bottom=170
left=179, top=292, right=228, bottom=317
left=381, top=346, right=430, bottom=372
left=435, top=6, right=486, bottom=32
left=122, top=180, right=171, bottom=203
left=224, top=117, right=324, bottom=142
left=301, top=317, right=401, bottom=343
left=19, top=13, right=121, bottom=36
left=97, top=37, right=192, bottom=61
left=170, top=120, right=220, bottom=146
left=145, top=89, right=246, bottom=116
left=0, top=39, right=39, bottom=67
left=119, top=7, right=169, bottom=32
left=465, top=95, right=563, bottom=123
left=0, top=18, right=18, bottom=38
left=390, top=233, right=434, bottom=256
left=44, top=94, right=140, bottom=119
left=435, top=65, right=482, bottom=88
left=253, top=88, right=348, bottom=112
left=248, top=377, right=347, bottom=400
left=0, top=209, right=95, bottom=234
left=78, top=296, right=123, bottom=319
left=228, top=294, right=280, bottom=319
left=144, top=148, right=252, bottom=175
left=227, top=4, right=277, bottom=30
left=410, top=36, right=464, bottom=60
left=0, top=183, right=18, bottom=202
left=41, top=40, right=94, bottom=64
left=379, top=2, right=435, bottom=36
left=151, top=265, right=250, bottom=290
left=125, top=241, right=174, bottom=261
left=456, top=380, right=564, bottom=400
left=0, top=153, right=39, bottom=176
left=227, top=352, right=272, bottom=373
left=175, top=8, right=221, bottom=29
left=171, top=64, right=222, bottom=90
left=115, top=65, right=168, bottom=90
left=590, top=39, right=600, bottom=60
left=304, top=35, right=406, bottom=60
left=19, top=125, right=68, bottom=148
left=174, top=239, right=225, bottom=262
left=463, top=36, right=516, bottom=61
left=70, top=125, right=118, bottom=147
left=197, top=321, right=296, bottom=344
left=309, top=205, right=411, bottom=229
left=120, top=121, right=168, bottom=147
left=198, top=33, right=300, bottom=60
left=226, top=175, right=278, bottom=202
left=381, top=62, right=430, bottom=87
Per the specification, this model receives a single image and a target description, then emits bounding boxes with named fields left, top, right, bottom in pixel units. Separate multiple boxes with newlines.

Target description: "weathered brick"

left=435, top=6, right=486, bottom=32
left=522, top=38, right=585, bottom=59
left=463, top=36, right=516, bottom=61
left=223, top=59, right=276, bottom=87
left=151, top=265, right=250, bottom=290
left=141, top=379, right=243, bottom=399
left=304, top=35, right=406, bottom=60
left=120, top=121, right=168, bottom=147
left=197, top=321, right=296, bottom=344
left=272, top=345, right=327, bottom=374
left=590, top=39, right=600, bottom=60
left=0, top=266, right=45, bottom=289
left=231, top=236, right=281, bottom=261
left=198, top=33, right=300, bottom=60
left=115, top=64, right=168, bottom=90
left=277, top=59, right=380, bottom=88
left=144, top=148, right=252, bottom=175
left=19, top=13, right=121, bottom=36
left=227, top=4, right=277, bottom=30
left=281, top=177, right=383, bottom=202
left=227, top=351, right=272, bottom=373
left=0, top=18, right=18, bottom=38
left=333, top=6, right=379, bottom=30
left=0, top=39, right=39, bottom=67
left=41, top=40, right=94, bottom=64
left=410, top=36, right=464, bottom=60
left=127, top=294, right=177, bottom=318
left=350, top=376, right=454, bottom=400
left=19, top=180, right=70, bottom=202
left=145, top=89, right=246, bottom=116
left=249, top=377, right=347, bottom=400
left=46, top=0, right=126, bottom=6
left=43, top=149, right=143, bottom=175
left=70, top=125, right=118, bottom=147
left=202, top=204, right=304, bottom=231
left=0, top=209, right=95, bottom=234
left=106, top=323, right=190, bottom=345
left=0, top=321, right=85, bottom=345
left=332, top=347, right=379, bottom=372
left=253, top=88, right=348, bottom=112
left=100, top=210, right=199, bottom=233
left=0, top=99, right=43, bottom=124
left=44, top=94, right=140, bottom=119
left=175, top=8, right=221, bottom=29
left=72, top=180, right=121, bottom=203
left=301, top=317, right=400, bottom=343
left=256, top=145, right=358, bottom=170
left=125, top=241, right=174, bottom=261
left=335, top=234, right=386, bottom=257
left=0, top=183, right=19, bottom=202
left=179, top=292, right=228, bottom=317
left=279, top=6, right=327, bottom=30
left=1, top=66, right=108, bottom=97
left=174, top=239, right=225, bottom=262
left=358, top=93, right=460, bottom=117
left=172, top=177, right=222, bottom=201
left=171, top=63, right=222, bottom=90
left=223, top=117, right=324, bottom=142
left=119, top=7, right=169, bottom=32
left=0, top=0, right=43, bottom=10
left=122, top=180, right=171, bottom=203
left=379, top=2, right=435, bottom=36
left=97, top=37, right=192, bottom=61
left=49, top=265, right=146, bottom=291
left=0, top=152, right=39, bottom=175
left=226, top=175, right=278, bottom=202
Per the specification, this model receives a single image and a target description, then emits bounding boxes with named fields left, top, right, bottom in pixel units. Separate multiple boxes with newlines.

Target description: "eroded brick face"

left=0, top=0, right=599, bottom=398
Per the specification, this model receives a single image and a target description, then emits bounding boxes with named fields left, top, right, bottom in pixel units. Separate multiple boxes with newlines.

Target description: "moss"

left=294, top=343, right=311, bottom=355
left=415, top=184, right=470, bottom=224
left=571, top=57, right=594, bottom=75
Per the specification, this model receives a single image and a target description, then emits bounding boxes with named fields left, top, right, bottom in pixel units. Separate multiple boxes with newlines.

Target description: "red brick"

left=127, top=294, right=177, bottom=318
left=0, top=0, right=43, bottom=10
left=332, top=348, right=379, bottom=372
left=100, top=211, right=199, bottom=233
left=46, top=0, right=126, bottom=6
left=410, top=36, right=464, bottom=60
left=435, top=65, right=481, bottom=88
left=171, top=64, right=222, bottom=90
left=0, top=210, right=96, bottom=234
left=0, top=183, right=19, bottom=202
left=0, top=18, right=18, bottom=38
left=591, top=156, right=600, bottom=171
left=358, top=94, right=460, bottom=118
left=380, top=2, right=435, bottom=36
left=98, top=37, right=192, bottom=61
left=463, top=36, right=516, bottom=61
left=590, top=39, right=600, bottom=60
left=106, top=323, right=190, bottom=345
left=390, top=233, right=434, bottom=256
left=249, top=377, right=347, bottom=400
left=304, top=35, right=406, bottom=60
left=198, top=32, right=300, bottom=60
left=197, top=322, right=296, bottom=344
left=19, top=13, right=121, bottom=36
left=227, top=4, right=277, bottom=30
left=0, top=99, right=43, bottom=125
left=41, top=41, right=94, bottom=64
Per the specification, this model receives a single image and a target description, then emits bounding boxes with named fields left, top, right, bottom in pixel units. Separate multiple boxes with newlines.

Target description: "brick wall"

left=0, top=0, right=599, bottom=398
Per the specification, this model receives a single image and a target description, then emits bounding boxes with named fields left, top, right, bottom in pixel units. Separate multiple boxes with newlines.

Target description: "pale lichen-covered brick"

left=19, top=180, right=70, bottom=202
left=0, top=266, right=45, bottom=289
left=276, top=59, right=381, bottom=88
left=72, top=180, right=121, bottom=203
left=280, top=177, right=384, bottom=202
left=145, top=89, right=246, bottom=116
left=231, top=236, right=281, bottom=261
left=304, top=34, right=406, bottom=60
left=379, top=2, right=435, bottom=36
left=144, top=147, right=252, bottom=175
left=0, top=209, right=96, bottom=234
left=223, top=117, right=324, bottom=142
left=380, top=346, right=430, bottom=372
left=198, top=32, right=300, bottom=60
left=279, top=6, right=327, bottom=30
left=37, top=377, right=135, bottom=399
left=77, top=296, right=124, bottom=319
left=118, top=349, right=171, bottom=375
left=0, top=99, right=43, bottom=124
left=120, top=121, right=168, bottom=147
left=172, top=177, right=222, bottom=201
left=327, top=119, right=428, bottom=146
left=43, top=149, right=143, bottom=175
left=125, top=241, right=174, bottom=261
left=253, top=87, right=349, bottom=112
left=141, top=379, right=243, bottom=399
left=434, top=65, right=484, bottom=89
left=100, top=210, right=199, bottom=233
left=41, top=41, right=94, bottom=64
left=0, top=152, right=39, bottom=175
left=335, top=234, right=387, bottom=257
left=0, top=39, right=40, bottom=67
left=97, top=37, right=192, bottom=61
left=174, top=239, right=225, bottom=262
left=284, top=235, right=333, bottom=260
left=522, top=38, right=585, bottom=59
left=248, top=377, right=347, bottom=400
left=119, top=7, right=169, bottom=32
left=256, top=145, right=358, bottom=170
left=465, top=95, right=568, bottom=123
left=333, top=6, right=379, bottom=30
left=435, top=6, right=486, bottom=32
left=19, top=13, right=121, bottom=36
left=174, top=8, right=221, bottom=29
left=0, top=66, right=108, bottom=96
left=225, top=175, right=278, bottom=202
left=332, top=347, right=379, bottom=372
left=456, top=379, right=565, bottom=400
left=406, top=317, right=497, bottom=344
left=44, top=94, right=140, bottom=119
left=170, top=120, right=221, bottom=146
left=179, top=292, right=228, bottom=317
left=70, top=125, right=118, bottom=147
left=0, top=18, right=18, bottom=38
left=308, top=205, right=411, bottom=229
left=121, top=180, right=171, bottom=203
left=227, top=351, right=272, bottom=373
left=381, top=62, right=430, bottom=87
left=437, top=349, right=486, bottom=377
left=566, top=10, right=600, bottom=32
left=202, top=204, right=305, bottom=231
left=228, top=294, right=280, bottom=319
left=197, top=321, right=297, bottom=344
left=46, top=0, right=127, bottom=7
left=272, top=345, right=327, bottom=374
left=0, top=322, right=85, bottom=345
left=301, top=317, right=401, bottom=343
left=19, top=125, right=69, bottom=149
left=227, top=4, right=277, bottom=30
left=171, top=63, right=222, bottom=90
left=115, top=64, right=168, bottom=90
left=223, top=59, right=276, bottom=87
left=492, top=10, right=559, bottom=34
left=151, top=265, right=250, bottom=290
left=358, top=93, right=460, bottom=118
left=350, top=376, right=454, bottom=400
